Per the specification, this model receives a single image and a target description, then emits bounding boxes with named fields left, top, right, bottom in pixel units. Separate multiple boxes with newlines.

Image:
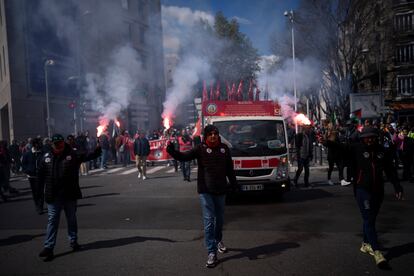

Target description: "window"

left=0, top=1, right=3, bottom=26
left=140, top=53, right=147, bottom=70
left=121, top=0, right=129, bottom=10
left=2, top=46, right=5, bottom=77
left=140, top=26, right=145, bottom=45
left=397, top=75, right=414, bottom=96
left=394, top=12, right=414, bottom=32
left=122, top=22, right=132, bottom=42
left=396, top=43, right=414, bottom=63
left=0, top=51, right=3, bottom=82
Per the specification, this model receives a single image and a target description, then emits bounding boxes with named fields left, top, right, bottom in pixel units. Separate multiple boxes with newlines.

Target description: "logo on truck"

left=206, top=103, right=217, bottom=115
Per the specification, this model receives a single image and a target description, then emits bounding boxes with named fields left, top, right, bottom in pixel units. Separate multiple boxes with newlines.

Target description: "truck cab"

left=202, top=100, right=290, bottom=196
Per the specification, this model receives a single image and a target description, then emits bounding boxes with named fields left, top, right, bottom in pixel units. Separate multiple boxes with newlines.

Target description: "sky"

left=161, top=0, right=300, bottom=55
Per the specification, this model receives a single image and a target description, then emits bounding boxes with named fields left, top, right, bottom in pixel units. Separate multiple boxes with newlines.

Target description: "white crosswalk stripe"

left=166, top=168, right=176, bottom=173
left=120, top=168, right=138, bottom=175
left=87, top=165, right=198, bottom=177
left=146, top=166, right=165, bottom=174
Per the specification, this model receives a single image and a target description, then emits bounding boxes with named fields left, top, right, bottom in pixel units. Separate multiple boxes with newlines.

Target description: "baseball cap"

left=51, top=134, right=64, bottom=143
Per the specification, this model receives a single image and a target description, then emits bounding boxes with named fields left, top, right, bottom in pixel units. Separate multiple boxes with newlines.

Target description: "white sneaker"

left=138, top=173, right=141, bottom=179
left=327, top=180, right=334, bottom=186
left=206, top=253, right=217, bottom=268
left=142, top=176, right=147, bottom=180
left=340, top=179, right=351, bottom=186
left=217, top=241, right=228, bottom=253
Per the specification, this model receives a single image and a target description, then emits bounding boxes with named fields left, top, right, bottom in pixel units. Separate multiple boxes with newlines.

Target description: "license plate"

left=241, top=184, right=264, bottom=191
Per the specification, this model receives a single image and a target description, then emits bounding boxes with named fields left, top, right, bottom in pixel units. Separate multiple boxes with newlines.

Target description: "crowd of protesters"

left=289, top=118, right=414, bottom=188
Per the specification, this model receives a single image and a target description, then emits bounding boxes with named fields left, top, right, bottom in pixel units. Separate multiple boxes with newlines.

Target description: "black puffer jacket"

left=350, top=142, right=402, bottom=195
left=167, top=142, right=237, bottom=195
left=39, top=143, right=101, bottom=203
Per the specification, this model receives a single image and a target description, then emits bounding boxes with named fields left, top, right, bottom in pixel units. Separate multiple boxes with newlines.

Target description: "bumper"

left=234, top=178, right=291, bottom=194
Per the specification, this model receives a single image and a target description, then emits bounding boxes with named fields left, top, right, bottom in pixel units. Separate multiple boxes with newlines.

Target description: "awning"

left=389, top=103, right=414, bottom=110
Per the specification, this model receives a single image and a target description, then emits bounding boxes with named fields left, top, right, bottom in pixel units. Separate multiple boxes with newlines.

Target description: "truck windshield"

left=213, top=120, right=287, bottom=157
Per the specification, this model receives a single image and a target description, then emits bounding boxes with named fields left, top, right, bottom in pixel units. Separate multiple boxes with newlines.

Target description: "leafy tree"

left=212, top=12, right=260, bottom=88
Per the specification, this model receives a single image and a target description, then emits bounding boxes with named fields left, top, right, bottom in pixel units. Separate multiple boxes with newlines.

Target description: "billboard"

left=349, top=92, right=381, bottom=118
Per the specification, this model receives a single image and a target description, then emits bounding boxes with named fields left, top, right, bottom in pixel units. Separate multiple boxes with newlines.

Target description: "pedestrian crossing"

left=87, top=165, right=197, bottom=177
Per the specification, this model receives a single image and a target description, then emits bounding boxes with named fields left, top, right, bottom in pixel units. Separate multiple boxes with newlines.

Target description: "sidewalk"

left=289, top=163, right=328, bottom=173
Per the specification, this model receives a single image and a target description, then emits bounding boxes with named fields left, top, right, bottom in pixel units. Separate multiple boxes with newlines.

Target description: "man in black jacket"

left=22, top=138, right=44, bottom=214
left=133, top=132, right=150, bottom=180
left=37, top=134, right=101, bottom=260
left=350, top=127, right=403, bottom=267
left=293, top=125, right=314, bottom=188
left=167, top=125, right=237, bottom=268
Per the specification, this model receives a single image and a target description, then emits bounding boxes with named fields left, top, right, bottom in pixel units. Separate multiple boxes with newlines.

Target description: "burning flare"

left=294, top=113, right=311, bottom=126
left=97, top=125, right=106, bottom=137
left=163, top=117, right=172, bottom=130
left=115, top=119, right=121, bottom=128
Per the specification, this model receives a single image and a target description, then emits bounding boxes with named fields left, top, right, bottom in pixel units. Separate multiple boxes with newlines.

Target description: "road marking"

left=120, top=168, right=138, bottom=175
left=103, top=167, right=124, bottom=174
left=166, top=168, right=176, bottom=173
left=89, top=168, right=105, bottom=174
left=146, top=166, right=165, bottom=174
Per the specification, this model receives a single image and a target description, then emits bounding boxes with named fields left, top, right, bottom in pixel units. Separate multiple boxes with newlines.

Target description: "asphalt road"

left=0, top=164, right=413, bottom=276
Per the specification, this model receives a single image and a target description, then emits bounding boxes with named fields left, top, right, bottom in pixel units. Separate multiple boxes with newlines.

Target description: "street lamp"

left=284, top=10, right=298, bottom=134
left=67, top=76, right=80, bottom=134
left=44, top=59, right=55, bottom=138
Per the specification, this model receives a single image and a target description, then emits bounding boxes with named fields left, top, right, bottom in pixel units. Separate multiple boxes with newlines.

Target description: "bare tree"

left=272, top=0, right=382, bottom=122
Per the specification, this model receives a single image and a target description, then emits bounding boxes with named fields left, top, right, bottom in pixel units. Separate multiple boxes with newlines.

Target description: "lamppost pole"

left=44, top=59, right=55, bottom=138
left=285, top=10, right=298, bottom=134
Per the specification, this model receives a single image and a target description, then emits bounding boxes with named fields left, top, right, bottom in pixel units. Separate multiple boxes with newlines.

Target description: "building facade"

left=0, top=0, right=166, bottom=142
left=356, top=0, right=414, bottom=123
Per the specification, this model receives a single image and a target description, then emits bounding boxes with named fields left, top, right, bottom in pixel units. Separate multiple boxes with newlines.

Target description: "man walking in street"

left=37, top=134, right=101, bottom=261
left=167, top=125, right=238, bottom=268
left=178, top=129, right=193, bottom=181
left=22, top=138, right=45, bottom=214
left=134, top=132, right=150, bottom=180
left=349, top=127, right=404, bottom=268
left=293, top=124, right=314, bottom=188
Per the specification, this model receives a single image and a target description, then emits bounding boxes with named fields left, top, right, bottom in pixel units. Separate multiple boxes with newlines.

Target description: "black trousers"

left=294, top=157, right=310, bottom=187
left=29, top=177, right=44, bottom=211
left=327, top=155, right=344, bottom=180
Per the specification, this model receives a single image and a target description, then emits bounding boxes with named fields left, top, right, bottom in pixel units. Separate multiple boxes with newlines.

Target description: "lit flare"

left=294, top=113, right=311, bottom=126
left=163, top=117, right=171, bottom=130
left=97, top=125, right=106, bottom=137
left=115, top=119, right=121, bottom=128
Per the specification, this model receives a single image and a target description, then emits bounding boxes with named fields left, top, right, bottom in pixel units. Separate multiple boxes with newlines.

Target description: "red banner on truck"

left=202, top=100, right=281, bottom=117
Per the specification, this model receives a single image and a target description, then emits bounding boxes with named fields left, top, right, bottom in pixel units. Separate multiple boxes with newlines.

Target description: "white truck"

left=202, top=100, right=290, bottom=197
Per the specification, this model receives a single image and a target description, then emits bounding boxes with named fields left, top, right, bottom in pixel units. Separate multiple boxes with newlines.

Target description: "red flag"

left=192, top=118, right=202, bottom=138
left=255, top=87, right=261, bottom=101
left=210, top=81, right=214, bottom=100
left=226, top=82, right=231, bottom=100
left=215, top=81, right=220, bottom=100
left=202, top=80, right=207, bottom=101
left=248, top=80, right=253, bottom=101
left=236, top=80, right=243, bottom=100
left=231, top=83, right=236, bottom=101
left=264, top=82, right=269, bottom=100
left=352, top=108, right=362, bottom=119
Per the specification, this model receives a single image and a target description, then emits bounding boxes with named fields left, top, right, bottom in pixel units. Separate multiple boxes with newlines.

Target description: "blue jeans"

left=44, top=198, right=78, bottom=249
left=181, top=161, right=191, bottom=179
left=199, top=193, right=226, bottom=254
left=355, top=188, right=383, bottom=251
left=100, top=149, right=108, bottom=168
